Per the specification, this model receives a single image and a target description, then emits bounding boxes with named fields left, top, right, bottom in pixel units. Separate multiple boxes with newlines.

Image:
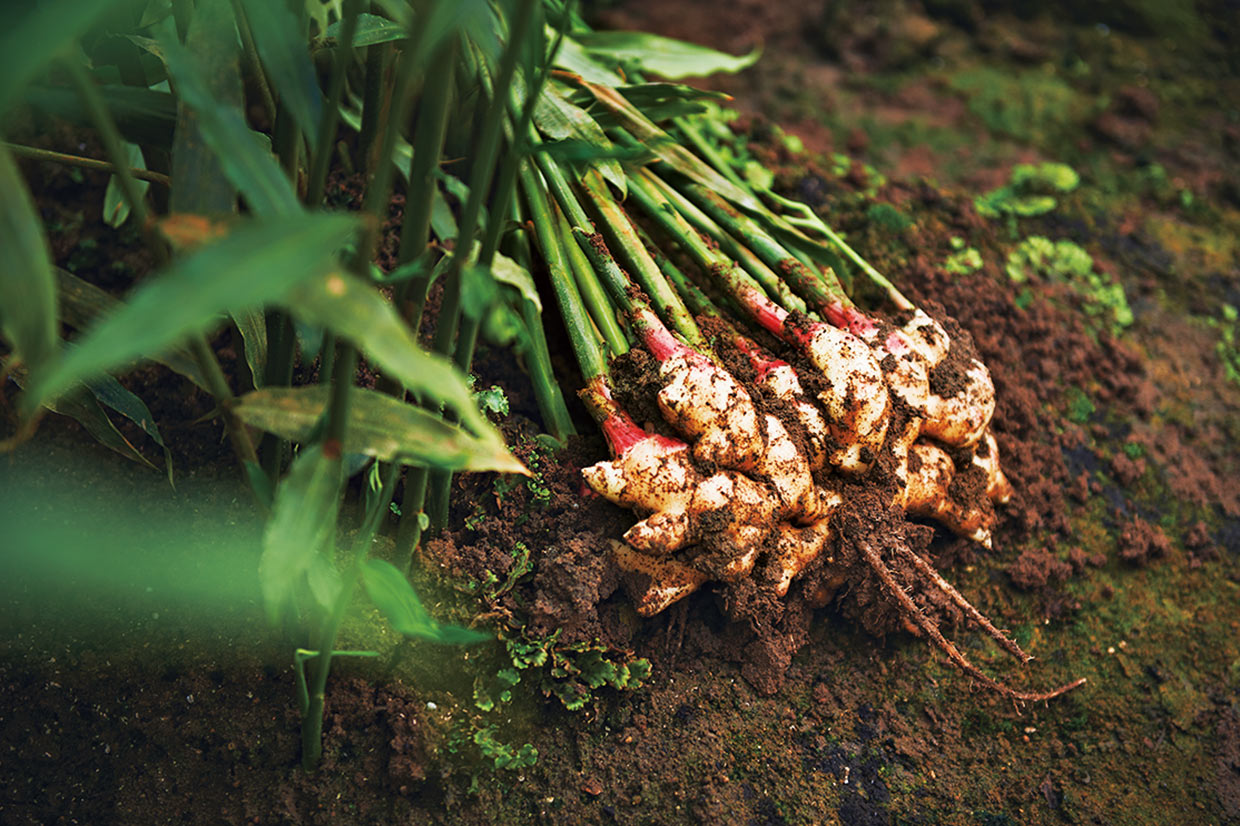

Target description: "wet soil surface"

left=4, top=2, right=1240, bottom=824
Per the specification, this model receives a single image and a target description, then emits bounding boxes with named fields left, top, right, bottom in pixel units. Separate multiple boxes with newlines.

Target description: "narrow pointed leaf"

left=260, top=444, right=343, bottom=623
left=28, top=213, right=358, bottom=412
left=167, top=0, right=243, bottom=216
left=285, top=271, right=526, bottom=474
left=361, top=559, right=489, bottom=644
left=54, top=267, right=210, bottom=390
left=85, top=373, right=167, bottom=453
left=235, top=386, right=526, bottom=472
left=159, top=20, right=299, bottom=216
left=47, top=388, right=157, bottom=469
left=323, top=13, right=407, bottom=48
left=550, top=29, right=623, bottom=85
left=532, top=83, right=624, bottom=195
left=575, top=78, right=763, bottom=212
left=0, top=146, right=57, bottom=373
left=0, top=0, right=126, bottom=117
left=241, top=0, right=323, bottom=153
left=230, top=308, right=268, bottom=388
left=571, top=31, right=760, bottom=79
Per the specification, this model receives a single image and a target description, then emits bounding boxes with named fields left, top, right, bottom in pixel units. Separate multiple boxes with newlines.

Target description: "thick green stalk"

left=520, top=160, right=607, bottom=382
left=384, top=38, right=457, bottom=570
left=762, top=189, right=916, bottom=311
left=426, top=0, right=537, bottom=536
left=356, top=38, right=391, bottom=172
left=555, top=204, right=629, bottom=356
left=300, top=345, right=360, bottom=769
left=307, top=0, right=361, bottom=206
left=259, top=311, right=296, bottom=479
left=576, top=168, right=707, bottom=349
left=643, top=170, right=808, bottom=315
left=626, top=170, right=775, bottom=328
left=391, top=38, right=458, bottom=328
left=641, top=226, right=721, bottom=321
left=506, top=204, right=575, bottom=441
left=671, top=114, right=748, bottom=191
left=679, top=180, right=855, bottom=314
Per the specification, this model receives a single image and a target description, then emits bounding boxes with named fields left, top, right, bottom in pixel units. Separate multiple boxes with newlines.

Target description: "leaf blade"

left=28, top=213, right=359, bottom=412
left=240, top=0, right=323, bottom=153
left=571, top=31, right=760, bottom=79
left=361, top=559, right=489, bottom=644
left=235, top=386, right=525, bottom=472
left=158, top=19, right=300, bottom=217
left=54, top=267, right=210, bottom=390
left=284, top=271, right=525, bottom=475
left=0, top=146, right=57, bottom=373
left=260, top=444, right=343, bottom=623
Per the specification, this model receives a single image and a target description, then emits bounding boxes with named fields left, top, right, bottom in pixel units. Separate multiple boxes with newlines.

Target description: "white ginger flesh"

left=755, top=360, right=830, bottom=471
left=919, top=357, right=996, bottom=448
left=655, top=351, right=763, bottom=468
left=581, top=434, right=697, bottom=513
left=623, top=471, right=776, bottom=560
left=974, top=429, right=1014, bottom=504
left=656, top=350, right=821, bottom=523
left=754, top=413, right=823, bottom=522
left=610, top=540, right=707, bottom=616
left=769, top=490, right=842, bottom=597
left=800, top=323, right=890, bottom=472
left=834, top=303, right=994, bottom=449
left=898, top=308, right=950, bottom=366
left=905, top=442, right=995, bottom=548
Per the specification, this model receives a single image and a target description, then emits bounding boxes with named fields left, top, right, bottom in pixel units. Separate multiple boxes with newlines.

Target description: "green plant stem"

left=299, top=336, right=360, bottom=772
left=300, top=561, right=360, bottom=770
left=626, top=169, right=773, bottom=329
left=453, top=0, right=549, bottom=379
left=356, top=36, right=391, bottom=172
left=425, top=1, right=537, bottom=537
left=228, top=0, right=277, bottom=126
left=762, top=189, right=916, bottom=312
left=643, top=170, right=809, bottom=315
left=520, top=160, right=607, bottom=382
left=678, top=179, right=855, bottom=314
left=555, top=204, right=629, bottom=355
left=259, top=311, right=296, bottom=480
left=506, top=204, right=575, bottom=441
left=391, top=38, right=457, bottom=324
left=307, top=0, right=361, bottom=206
left=65, top=59, right=263, bottom=496
left=4, top=143, right=172, bottom=186
left=575, top=168, right=707, bottom=349
left=273, top=102, right=302, bottom=184
left=671, top=114, right=749, bottom=190
left=394, top=466, right=429, bottom=572
left=641, top=224, right=721, bottom=321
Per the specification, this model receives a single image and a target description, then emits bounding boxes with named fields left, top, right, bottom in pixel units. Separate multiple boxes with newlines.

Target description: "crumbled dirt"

left=1009, top=546, right=1073, bottom=590
left=1116, top=516, right=1173, bottom=566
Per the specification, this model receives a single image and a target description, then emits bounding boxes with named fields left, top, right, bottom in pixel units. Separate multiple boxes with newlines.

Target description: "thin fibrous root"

left=893, top=542, right=1031, bottom=663
left=857, top=539, right=1086, bottom=703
